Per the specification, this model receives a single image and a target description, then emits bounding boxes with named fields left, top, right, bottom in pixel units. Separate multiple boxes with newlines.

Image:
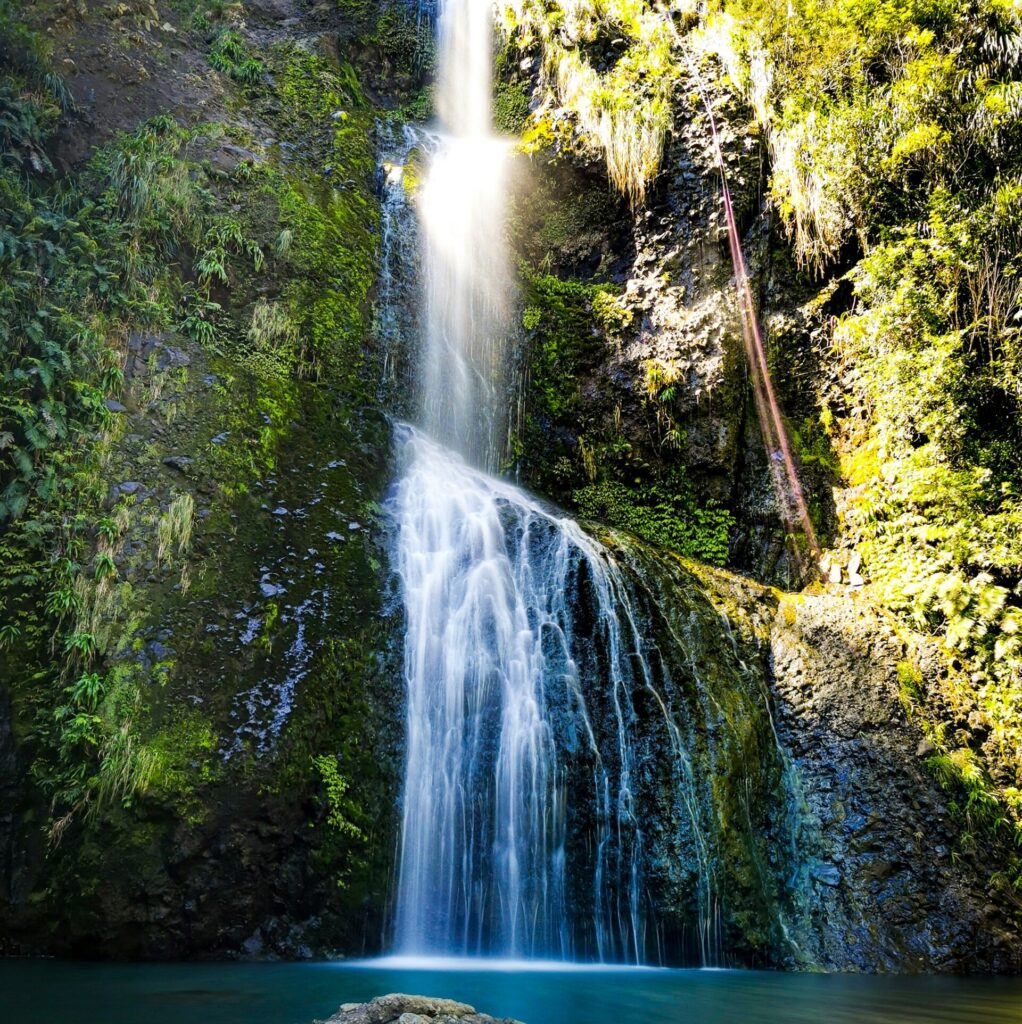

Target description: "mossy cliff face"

left=0, top=0, right=410, bottom=957
left=501, top=0, right=1022, bottom=915
left=607, top=539, right=1021, bottom=970
left=502, top=35, right=824, bottom=586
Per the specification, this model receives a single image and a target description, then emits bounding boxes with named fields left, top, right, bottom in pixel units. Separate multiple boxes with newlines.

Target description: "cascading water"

left=376, top=121, right=423, bottom=401
left=386, top=0, right=803, bottom=967
left=390, top=0, right=658, bottom=961
left=418, top=0, right=511, bottom=469
left=392, top=427, right=662, bottom=961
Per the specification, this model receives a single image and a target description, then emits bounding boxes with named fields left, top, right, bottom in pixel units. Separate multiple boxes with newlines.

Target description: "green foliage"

left=493, top=36, right=532, bottom=137
left=372, top=3, right=435, bottom=78
left=337, top=0, right=435, bottom=91
left=494, top=79, right=532, bottom=136
left=502, top=0, right=690, bottom=201
left=515, top=262, right=732, bottom=564
left=397, top=88, right=433, bottom=123
left=313, top=754, right=365, bottom=842
left=208, top=28, right=264, bottom=86
left=0, top=10, right=387, bottom=902
left=196, top=214, right=263, bottom=288
left=156, top=493, right=194, bottom=565
left=0, top=0, right=71, bottom=160
left=700, top=0, right=1022, bottom=852
left=703, top=0, right=1022, bottom=270
left=641, top=358, right=687, bottom=457
left=575, top=478, right=733, bottom=565
left=68, top=672, right=105, bottom=709
left=831, top=184, right=1022, bottom=845
left=928, top=746, right=1002, bottom=833
left=0, top=7, right=229, bottom=833
left=312, top=750, right=367, bottom=890
left=275, top=45, right=366, bottom=114
left=0, top=110, right=208, bottom=522
left=218, top=46, right=381, bottom=385
left=521, top=269, right=616, bottom=419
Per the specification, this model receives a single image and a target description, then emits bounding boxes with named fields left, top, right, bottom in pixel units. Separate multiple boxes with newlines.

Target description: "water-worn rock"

left=320, top=994, right=524, bottom=1024
left=696, top=568, right=1022, bottom=971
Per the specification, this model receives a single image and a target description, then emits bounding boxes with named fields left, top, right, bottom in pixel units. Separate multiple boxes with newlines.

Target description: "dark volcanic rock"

left=698, top=569, right=1022, bottom=972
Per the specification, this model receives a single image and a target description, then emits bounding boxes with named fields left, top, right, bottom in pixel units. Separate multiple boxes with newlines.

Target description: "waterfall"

left=385, top=0, right=797, bottom=966
left=392, top=427, right=665, bottom=960
left=418, top=0, right=511, bottom=470
left=389, top=0, right=658, bottom=963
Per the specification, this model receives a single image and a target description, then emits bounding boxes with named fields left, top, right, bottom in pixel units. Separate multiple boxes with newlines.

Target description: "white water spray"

left=392, top=428, right=656, bottom=960
left=419, top=0, right=511, bottom=469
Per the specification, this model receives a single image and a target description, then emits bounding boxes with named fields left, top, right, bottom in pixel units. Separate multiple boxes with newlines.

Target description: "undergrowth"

left=0, top=8, right=381, bottom=838
left=697, top=0, right=1022, bottom=860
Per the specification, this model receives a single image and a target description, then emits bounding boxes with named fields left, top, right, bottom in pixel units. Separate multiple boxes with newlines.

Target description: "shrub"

left=575, top=478, right=733, bottom=566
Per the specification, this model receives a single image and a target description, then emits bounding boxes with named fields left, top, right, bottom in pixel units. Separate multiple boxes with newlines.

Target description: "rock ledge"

left=320, top=993, right=524, bottom=1024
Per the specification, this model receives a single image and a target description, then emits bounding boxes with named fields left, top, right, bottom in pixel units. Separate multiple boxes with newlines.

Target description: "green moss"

left=338, top=0, right=435, bottom=96
left=494, top=80, right=531, bottom=136
left=701, top=0, right=1022, bottom=857
left=372, top=3, right=435, bottom=79
left=0, top=93, right=228, bottom=821
left=0, top=2, right=388, bottom=857
left=520, top=270, right=615, bottom=420
left=512, top=260, right=731, bottom=564
left=253, top=46, right=380, bottom=387
left=576, top=478, right=732, bottom=566
left=508, top=163, right=627, bottom=275
left=603, top=536, right=811, bottom=962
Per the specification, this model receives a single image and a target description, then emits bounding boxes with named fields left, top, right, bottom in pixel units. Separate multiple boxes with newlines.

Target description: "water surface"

left=2, top=958, right=1021, bottom=1024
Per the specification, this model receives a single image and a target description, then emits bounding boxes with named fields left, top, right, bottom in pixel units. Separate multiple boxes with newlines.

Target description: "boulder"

left=320, top=994, right=524, bottom=1024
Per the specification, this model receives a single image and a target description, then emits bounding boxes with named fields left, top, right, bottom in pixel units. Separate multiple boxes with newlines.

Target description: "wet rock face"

left=0, top=315, right=404, bottom=960
left=320, top=994, right=524, bottom=1024
left=581, top=536, right=1022, bottom=971
left=766, top=593, right=1022, bottom=972
left=672, top=565, right=1022, bottom=972
left=613, top=88, right=757, bottom=497
left=508, top=63, right=826, bottom=587
left=0, top=0, right=405, bottom=961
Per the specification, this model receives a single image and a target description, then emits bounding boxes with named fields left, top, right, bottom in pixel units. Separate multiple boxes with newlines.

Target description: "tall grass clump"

left=502, top=0, right=698, bottom=203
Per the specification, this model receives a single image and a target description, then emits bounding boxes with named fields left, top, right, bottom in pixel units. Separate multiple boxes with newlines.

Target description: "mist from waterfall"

left=418, top=0, right=511, bottom=470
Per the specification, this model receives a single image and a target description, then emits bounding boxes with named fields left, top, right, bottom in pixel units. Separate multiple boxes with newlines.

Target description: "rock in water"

left=319, top=993, right=525, bottom=1024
